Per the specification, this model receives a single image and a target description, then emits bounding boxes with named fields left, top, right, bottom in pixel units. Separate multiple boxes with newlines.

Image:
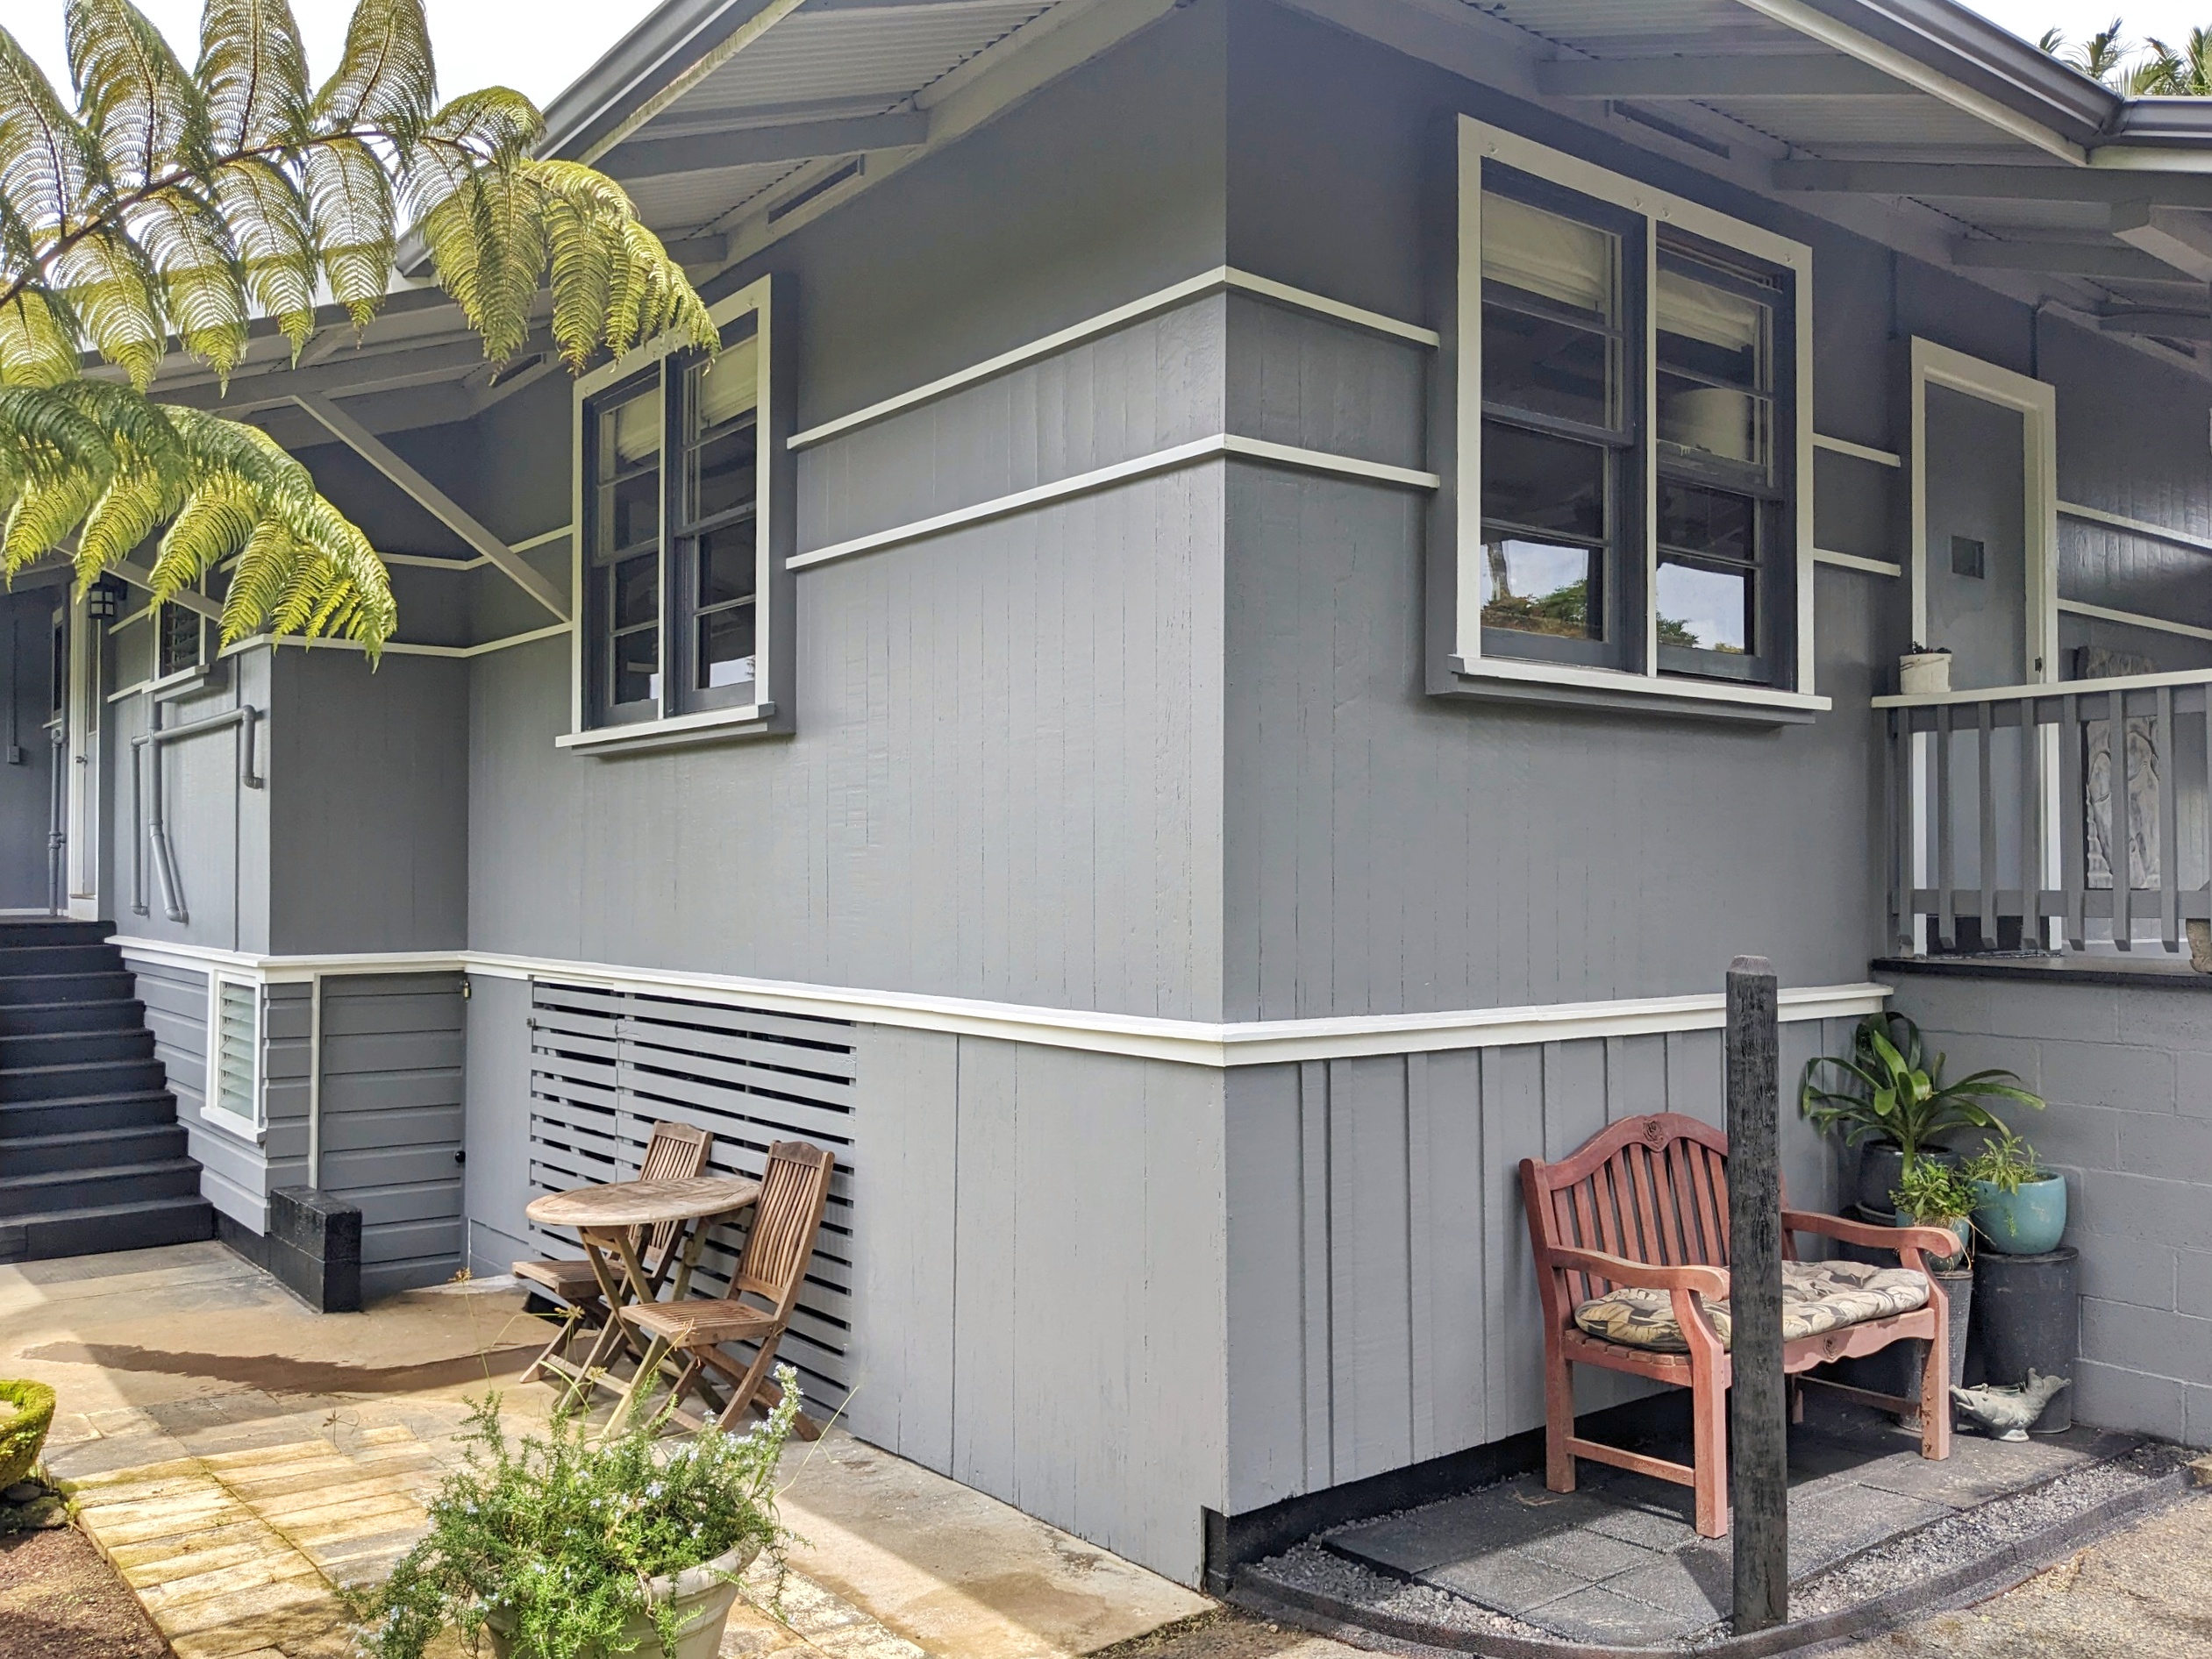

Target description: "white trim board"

left=1813, top=433, right=1903, bottom=468
left=2057, top=597, right=2212, bottom=644
left=109, top=936, right=1887, bottom=1067
left=1814, top=548, right=1902, bottom=578
left=787, top=267, right=1438, bottom=451
left=2058, top=500, right=2212, bottom=558
left=788, top=435, right=1439, bottom=572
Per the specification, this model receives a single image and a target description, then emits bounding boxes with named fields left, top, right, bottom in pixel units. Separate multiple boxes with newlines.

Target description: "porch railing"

left=1876, top=668, right=2212, bottom=957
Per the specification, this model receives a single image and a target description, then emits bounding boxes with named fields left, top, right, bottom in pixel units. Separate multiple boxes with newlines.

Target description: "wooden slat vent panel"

left=526, top=981, right=857, bottom=1406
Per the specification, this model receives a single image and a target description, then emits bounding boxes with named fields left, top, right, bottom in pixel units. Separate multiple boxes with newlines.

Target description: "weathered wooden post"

left=1726, top=955, right=1787, bottom=1633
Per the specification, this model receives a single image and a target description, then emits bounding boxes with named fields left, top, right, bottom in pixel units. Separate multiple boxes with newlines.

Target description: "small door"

left=1923, top=382, right=2030, bottom=691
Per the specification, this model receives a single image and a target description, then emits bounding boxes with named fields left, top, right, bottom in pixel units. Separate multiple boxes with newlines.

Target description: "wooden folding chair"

left=516, top=1120, right=713, bottom=1394
left=615, top=1139, right=834, bottom=1441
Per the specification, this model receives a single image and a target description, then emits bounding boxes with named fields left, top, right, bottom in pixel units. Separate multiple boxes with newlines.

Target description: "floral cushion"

left=1572, top=1258, right=1930, bottom=1353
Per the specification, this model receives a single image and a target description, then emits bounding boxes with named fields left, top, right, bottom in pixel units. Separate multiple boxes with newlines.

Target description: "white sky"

left=10, top=2, right=663, bottom=113
left=7, top=3, right=2209, bottom=115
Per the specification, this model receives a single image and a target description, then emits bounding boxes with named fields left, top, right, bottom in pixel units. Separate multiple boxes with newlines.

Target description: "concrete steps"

left=0, top=921, right=212, bottom=1264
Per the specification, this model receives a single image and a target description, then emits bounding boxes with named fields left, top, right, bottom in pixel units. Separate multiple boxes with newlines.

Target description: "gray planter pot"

left=484, top=1540, right=759, bottom=1659
left=1900, top=1268, right=1974, bottom=1432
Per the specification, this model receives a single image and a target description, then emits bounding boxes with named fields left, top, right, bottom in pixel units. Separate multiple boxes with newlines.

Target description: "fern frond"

left=0, top=291, right=82, bottom=387
left=196, top=0, right=311, bottom=152
left=0, top=29, right=100, bottom=236
left=311, top=0, right=434, bottom=137
left=153, top=472, right=254, bottom=590
left=129, top=183, right=249, bottom=377
left=302, top=133, right=394, bottom=328
left=210, top=157, right=317, bottom=353
left=218, top=510, right=293, bottom=637
left=49, top=224, right=166, bottom=386
left=68, top=0, right=212, bottom=188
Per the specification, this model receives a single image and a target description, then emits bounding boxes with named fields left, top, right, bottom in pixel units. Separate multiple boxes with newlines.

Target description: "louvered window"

left=206, top=977, right=260, bottom=1127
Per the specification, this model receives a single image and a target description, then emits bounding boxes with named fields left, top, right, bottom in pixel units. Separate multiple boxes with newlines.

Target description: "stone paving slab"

left=1324, top=1394, right=2143, bottom=1646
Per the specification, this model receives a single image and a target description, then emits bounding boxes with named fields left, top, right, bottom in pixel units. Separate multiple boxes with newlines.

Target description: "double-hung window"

left=1453, top=117, right=1820, bottom=716
left=567, top=276, right=787, bottom=750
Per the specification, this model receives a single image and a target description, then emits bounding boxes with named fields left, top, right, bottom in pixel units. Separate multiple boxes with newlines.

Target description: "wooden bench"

left=1521, top=1112, right=1958, bottom=1538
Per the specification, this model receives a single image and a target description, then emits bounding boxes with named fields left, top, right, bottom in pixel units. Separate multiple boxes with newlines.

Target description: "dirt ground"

left=0, top=1525, right=171, bottom=1659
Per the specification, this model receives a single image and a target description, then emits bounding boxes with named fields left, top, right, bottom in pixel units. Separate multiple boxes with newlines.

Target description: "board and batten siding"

left=315, top=973, right=467, bottom=1297
left=1223, top=1018, right=1852, bottom=1516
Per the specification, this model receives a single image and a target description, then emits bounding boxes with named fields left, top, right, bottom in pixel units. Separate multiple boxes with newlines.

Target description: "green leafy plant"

left=1891, top=1157, right=1980, bottom=1269
left=0, top=1379, right=55, bottom=1489
left=350, top=1371, right=801, bottom=1659
left=0, top=0, right=714, bottom=657
left=1960, top=1123, right=2047, bottom=1195
left=1799, top=1011, right=2044, bottom=1162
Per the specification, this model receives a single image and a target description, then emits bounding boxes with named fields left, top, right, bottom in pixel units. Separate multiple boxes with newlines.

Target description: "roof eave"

left=537, top=0, right=781, bottom=163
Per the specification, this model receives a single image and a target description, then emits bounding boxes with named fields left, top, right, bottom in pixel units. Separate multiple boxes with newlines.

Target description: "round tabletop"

left=525, top=1174, right=762, bottom=1229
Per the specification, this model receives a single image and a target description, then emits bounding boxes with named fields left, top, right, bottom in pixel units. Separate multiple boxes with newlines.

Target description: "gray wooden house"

left=4, top=0, right=2212, bottom=1591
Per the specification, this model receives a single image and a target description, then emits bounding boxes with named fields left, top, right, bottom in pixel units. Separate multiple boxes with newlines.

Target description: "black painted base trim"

left=266, top=1186, right=363, bottom=1314
left=1201, top=1394, right=1693, bottom=1595
left=215, top=1210, right=269, bottom=1271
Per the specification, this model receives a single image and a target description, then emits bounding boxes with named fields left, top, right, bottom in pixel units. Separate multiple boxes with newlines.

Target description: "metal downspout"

left=307, top=973, right=324, bottom=1187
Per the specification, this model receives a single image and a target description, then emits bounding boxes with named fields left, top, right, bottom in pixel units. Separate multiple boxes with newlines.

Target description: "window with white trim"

left=1453, top=117, right=1820, bottom=712
left=569, top=277, right=784, bottom=746
left=204, top=974, right=261, bottom=1130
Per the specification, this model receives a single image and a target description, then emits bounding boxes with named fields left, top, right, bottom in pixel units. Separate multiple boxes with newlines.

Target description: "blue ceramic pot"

left=1971, top=1175, right=2067, bottom=1256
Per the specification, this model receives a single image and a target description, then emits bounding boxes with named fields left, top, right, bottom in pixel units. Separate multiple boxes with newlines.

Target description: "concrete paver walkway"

left=3, top=1242, right=1204, bottom=1659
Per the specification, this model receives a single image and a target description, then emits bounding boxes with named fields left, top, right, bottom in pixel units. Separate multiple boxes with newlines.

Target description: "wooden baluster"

left=2203, top=687, right=2212, bottom=939
left=1936, top=702, right=1956, bottom=951
left=2111, top=687, right=2132, bottom=951
left=1900, top=710, right=1922, bottom=953
left=1978, top=701, right=1998, bottom=947
left=1886, top=709, right=1905, bottom=952
left=2063, top=693, right=2086, bottom=951
left=2159, top=687, right=2180, bottom=952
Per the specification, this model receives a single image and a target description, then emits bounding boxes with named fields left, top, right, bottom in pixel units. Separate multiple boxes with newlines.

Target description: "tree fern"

left=0, top=0, right=717, bottom=657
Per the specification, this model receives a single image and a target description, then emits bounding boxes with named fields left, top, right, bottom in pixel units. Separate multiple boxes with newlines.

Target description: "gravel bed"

left=1251, top=1541, right=1557, bottom=1642
left=1784, top=1441, right=2197, bottom=1621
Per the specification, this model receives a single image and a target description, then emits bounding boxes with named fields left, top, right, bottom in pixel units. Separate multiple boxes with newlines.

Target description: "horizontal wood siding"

left=1223, top=1018, right=1850, bottom=1515
left=525, top=982, right=858, bottom=1407
left=317, top=972, right=465, bottom=1295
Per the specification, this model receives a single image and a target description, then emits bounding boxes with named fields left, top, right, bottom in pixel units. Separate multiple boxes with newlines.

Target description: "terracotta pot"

left=483, top=1541, right=759, bottom=1659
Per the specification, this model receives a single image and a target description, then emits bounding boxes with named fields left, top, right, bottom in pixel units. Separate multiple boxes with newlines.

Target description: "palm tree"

left=0, top=0, right=715, bottom=655
left=2039, top=18, right=2144, bottom=89
left=2136, top=26, right=2212, bottom=94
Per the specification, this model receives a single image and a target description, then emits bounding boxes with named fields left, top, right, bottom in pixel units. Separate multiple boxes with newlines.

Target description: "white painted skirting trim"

left=108, top=936, right=1887, bottom=1066
left=218, top=623, right=574, bottom=662
left=789, top=434, right=1440, bottom=572
left=788, top=266, right=1438, bottom=451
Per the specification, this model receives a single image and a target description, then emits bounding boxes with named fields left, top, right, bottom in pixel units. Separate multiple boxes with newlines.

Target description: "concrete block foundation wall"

left=1883, top=963, right=2212, bottom=1447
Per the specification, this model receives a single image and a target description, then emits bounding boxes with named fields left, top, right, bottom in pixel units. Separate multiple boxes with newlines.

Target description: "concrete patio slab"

left=3, top=1242, right=1209, bottom=1659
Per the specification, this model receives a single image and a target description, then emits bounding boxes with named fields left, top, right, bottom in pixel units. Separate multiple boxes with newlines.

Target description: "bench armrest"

left=1545, top=1245, right=1730, bottom=1299
left=1784, top=1207, right=1959, bottom=1263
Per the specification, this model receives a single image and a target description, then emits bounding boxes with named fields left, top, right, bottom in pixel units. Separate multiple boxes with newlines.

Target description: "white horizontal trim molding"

left=1813, top=433, right=1903, bottom=469
left=789, top=435, right=1440, bottom=572
left=788, top=267, right=1438, bottom=451
left=218, top=623, right=574, bottom=663
left=1813, top=548, right=1902, bottom=578
left=2058, top=596, right=2212, bottom=644
left=1449, top=653, right=1832, bottom=716
left=107, top=936, right=1887, bottom=1067
left=553, top=701, right=776, bottom=755
left=1873, top=663, right=2212, bottom=708
left=2058, top=499, right=2212, bottom=557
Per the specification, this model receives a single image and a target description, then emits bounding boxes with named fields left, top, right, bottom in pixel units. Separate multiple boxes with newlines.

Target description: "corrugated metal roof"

left=1459, top=0, right=1809, bottom=58
left=627, top=160, right=807, bottom=232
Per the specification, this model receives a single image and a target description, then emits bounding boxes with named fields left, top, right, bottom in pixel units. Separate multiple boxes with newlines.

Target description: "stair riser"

left=0, top=1029, right=154, bottom=1066
left=0, top=1060, right=167, bottom=1102
left=0, top=1199, right=217, bottom=1264
left=4, top=1126, right=188, bottom=1176
left=0, top=1164, right=202, bottom=1218
left=0, top=1000, right=146, bottom=1038
left=0, top=945, right=125, bottom=978
left=0, top=1093, right=177, bottom=1136
left=0, top=973, right=136, bottom=1006
left=0, top=922, right=112, bottom=949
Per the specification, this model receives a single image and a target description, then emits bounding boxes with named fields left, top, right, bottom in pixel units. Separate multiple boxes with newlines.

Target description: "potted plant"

left=1962, top=1124, right=2067, bottom=1256
left=353, top=1370, right=802, bottom=1659
left=1800, top=1011, right=2044, bottom=1220
left=1890, top=1157, right=1979, bottom=1431
left=0, top=1381, right=54, bottom=1491
left=1899, top=644, right=1952, bottom=695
